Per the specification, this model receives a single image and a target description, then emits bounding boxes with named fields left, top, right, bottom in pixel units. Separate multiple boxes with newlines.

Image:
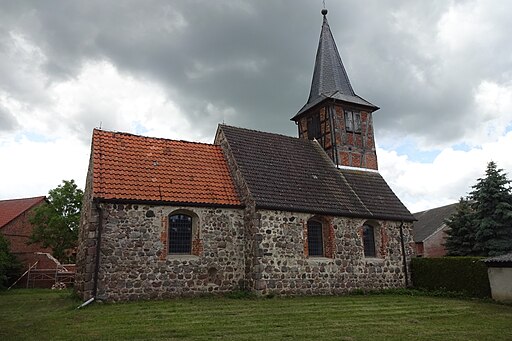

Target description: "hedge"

left=411, top=257, right=491, bottom=298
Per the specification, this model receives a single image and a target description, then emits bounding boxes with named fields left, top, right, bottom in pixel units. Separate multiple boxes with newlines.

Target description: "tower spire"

left=292, top=9, right=378, bottom=120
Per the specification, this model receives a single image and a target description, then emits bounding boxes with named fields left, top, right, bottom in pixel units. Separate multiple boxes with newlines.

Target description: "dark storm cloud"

left=1, top=0, right=510, bottom=145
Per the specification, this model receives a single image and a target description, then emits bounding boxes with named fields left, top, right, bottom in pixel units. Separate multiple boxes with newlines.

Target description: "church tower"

left=292, top=9, right=379, bottom=170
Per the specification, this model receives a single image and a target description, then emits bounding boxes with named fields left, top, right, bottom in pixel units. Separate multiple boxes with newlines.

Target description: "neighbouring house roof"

left=292, top=12, right=377, bottom=120
left=0, top=196, right=46, bottom=229
left=413, top=202, right=459, bottom=242
left=91, top=129, right=241, bottom=207
left=219, top=125, right=413, bottom=221
left=483, top=252, right=512, bottom=267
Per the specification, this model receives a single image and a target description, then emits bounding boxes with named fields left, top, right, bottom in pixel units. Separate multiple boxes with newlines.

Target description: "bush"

left=411, top=257, right=491, bottom=298
left=0, top=234, right=21, bottom=290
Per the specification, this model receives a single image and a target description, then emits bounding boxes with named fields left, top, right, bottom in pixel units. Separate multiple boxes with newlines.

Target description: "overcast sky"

left=1, top=0, right=511, bottom=213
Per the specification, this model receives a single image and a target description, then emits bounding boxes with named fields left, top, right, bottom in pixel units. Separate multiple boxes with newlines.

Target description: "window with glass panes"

left=307, top=220, right=324, bottom=256
left=169, top=214, right=192, bottom=254
left=362, top=224, right=376, bottom=257
left=344, top=110, right=361, bottom=133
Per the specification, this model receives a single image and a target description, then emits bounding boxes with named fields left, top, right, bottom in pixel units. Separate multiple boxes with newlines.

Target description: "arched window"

left=169, top=214, right=192, bottom=254
left=362, top=224, right=376, bottom=257
left=307, top=220, right=324, bottom=257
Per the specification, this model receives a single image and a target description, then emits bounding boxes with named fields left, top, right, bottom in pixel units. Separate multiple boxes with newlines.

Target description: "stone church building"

left=76, top=10, right=414, bottom=301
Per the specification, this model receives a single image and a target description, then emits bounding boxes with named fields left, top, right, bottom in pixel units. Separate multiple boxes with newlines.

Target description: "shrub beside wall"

left=411, top=257, right=491, bottom=298
left=0, top=234, right=21, bottom=290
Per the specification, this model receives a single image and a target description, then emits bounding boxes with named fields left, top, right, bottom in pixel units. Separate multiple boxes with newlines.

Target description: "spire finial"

left=322, top=0, right=327, bottom=15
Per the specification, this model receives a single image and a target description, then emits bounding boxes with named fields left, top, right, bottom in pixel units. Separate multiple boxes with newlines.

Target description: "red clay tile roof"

left=0, top=196, right=46, bottom=229
left=92, top=129, right=241, bottom=207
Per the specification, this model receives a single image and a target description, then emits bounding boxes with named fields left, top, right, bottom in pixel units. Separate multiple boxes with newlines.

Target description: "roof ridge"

left=0, top=196, right=46, bottom=229
left=93, top=128, right=216, bottom=147
left=0, top=196, right=46, bottom=203
left=219, top=124, right=315, bottom=145
left=413, top=202, right=459, bottom=215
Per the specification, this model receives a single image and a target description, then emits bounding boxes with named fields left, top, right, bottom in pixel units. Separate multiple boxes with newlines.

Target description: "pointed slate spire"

left=293, top=9, right=377, bottom=120
left=309, top=10, right=355, bottom=101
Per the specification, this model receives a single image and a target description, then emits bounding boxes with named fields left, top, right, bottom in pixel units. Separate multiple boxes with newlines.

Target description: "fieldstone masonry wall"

left=77, top=203, right=413, bottom=300
left=248, top=209, right=413, bottom=295
left=78, top=203, right=245, bottom=301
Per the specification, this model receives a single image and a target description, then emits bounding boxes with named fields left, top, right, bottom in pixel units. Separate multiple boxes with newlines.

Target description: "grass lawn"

left=1, top=290, right=511, bottom=341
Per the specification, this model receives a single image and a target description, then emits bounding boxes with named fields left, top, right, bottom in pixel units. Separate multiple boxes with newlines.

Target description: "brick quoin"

left=191, top=233, right=203, bottom=256
left=324, top=219, right=336, bottom=259
left=379, top=227, right=389, bottom=258
left=303, top=221, right=308, bottom=257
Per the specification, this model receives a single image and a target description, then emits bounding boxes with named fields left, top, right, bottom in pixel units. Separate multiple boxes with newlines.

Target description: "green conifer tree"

left=469, top=161, right=512, bottom=256
left=445, top=197, right=476, bottom=256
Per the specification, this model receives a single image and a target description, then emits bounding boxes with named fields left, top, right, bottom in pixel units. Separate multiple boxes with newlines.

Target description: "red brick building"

left=0, top=196, right=59, bottom=284
left=413, top=203, right=458, bottom=257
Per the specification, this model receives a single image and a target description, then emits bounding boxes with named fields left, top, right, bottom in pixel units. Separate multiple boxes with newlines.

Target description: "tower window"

left=307, top=113, right=321, bottom=140
left=345, top=110, right=361, bottom=133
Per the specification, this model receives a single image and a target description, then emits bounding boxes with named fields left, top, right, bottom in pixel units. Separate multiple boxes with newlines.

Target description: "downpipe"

left=77, top=297, right=95, bottom=310
left=92, top=202, right=104, bottom=298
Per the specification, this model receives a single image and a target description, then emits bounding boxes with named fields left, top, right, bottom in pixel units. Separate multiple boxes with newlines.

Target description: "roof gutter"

left=93, top=197, right=244, bottom=209
left=398, top=220, right=410, bottom=287
left=254, top=203, right=414, bottom=222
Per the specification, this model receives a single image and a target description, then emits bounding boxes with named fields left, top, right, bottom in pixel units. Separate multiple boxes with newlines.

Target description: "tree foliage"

left=470, top=161, right=512, bottom=256
left=445, top=161, right=512, bottom=257
left=0, top=234, right=21, bottom=290
left=445, top=197, right=477, bottom=256
left=30, top=180, right=84, bottom=263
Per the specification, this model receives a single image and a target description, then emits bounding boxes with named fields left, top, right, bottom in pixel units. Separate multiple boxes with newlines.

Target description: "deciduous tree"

left=30, top=180, right=84, bottom=263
